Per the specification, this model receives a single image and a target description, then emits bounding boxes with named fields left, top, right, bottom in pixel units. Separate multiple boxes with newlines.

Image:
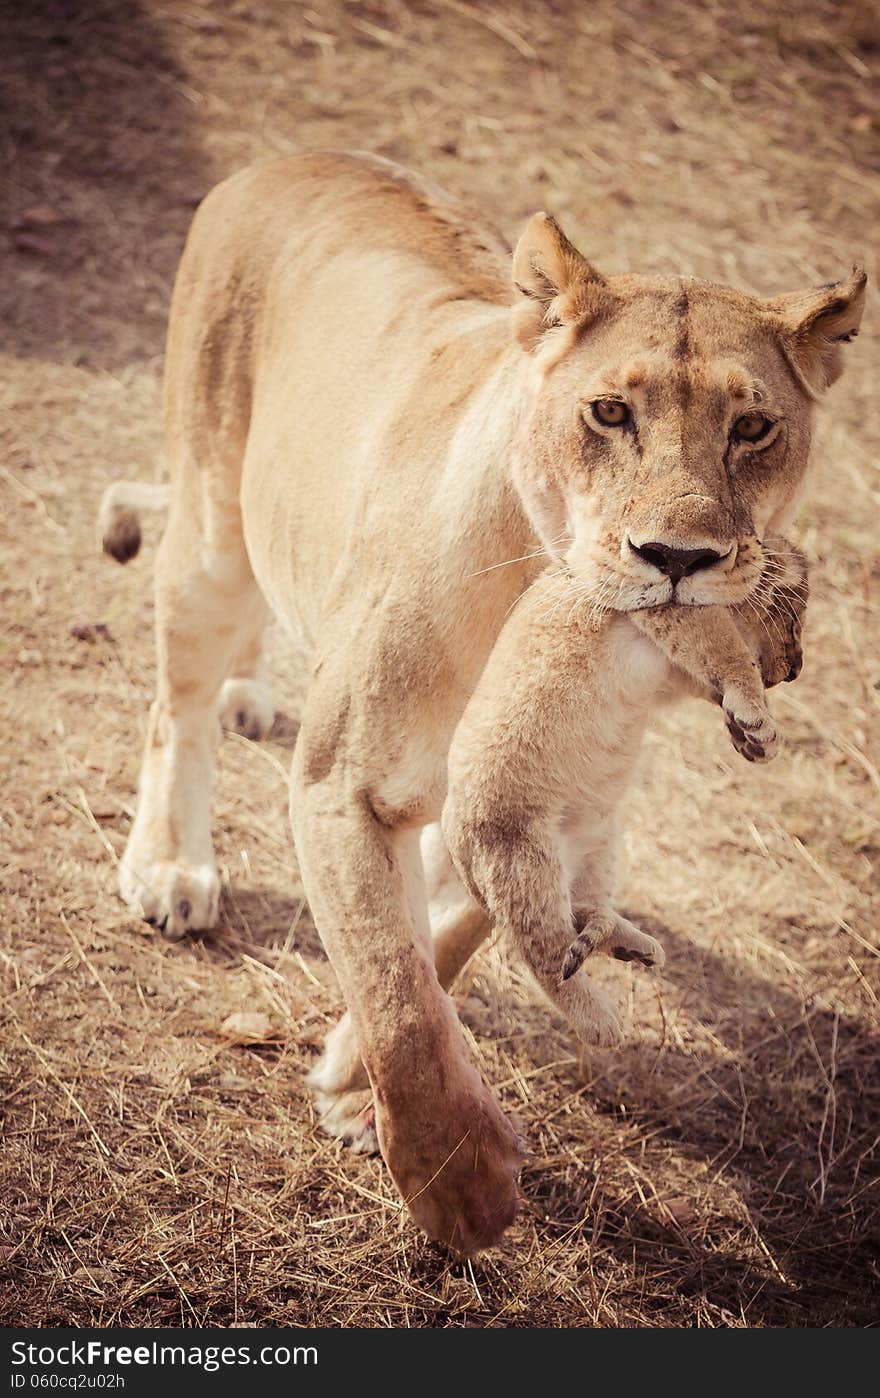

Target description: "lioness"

left=443, top=538, right=808, bottom=1048
left=102, top=151, right=864, bottom=1253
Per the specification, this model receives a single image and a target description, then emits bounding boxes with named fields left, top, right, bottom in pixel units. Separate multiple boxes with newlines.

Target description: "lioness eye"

left=734, top=411, right=773, bottom=443
left=592, top=398, right=630, bottom=427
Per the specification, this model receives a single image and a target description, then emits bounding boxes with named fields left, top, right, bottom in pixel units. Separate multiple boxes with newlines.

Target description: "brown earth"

left=1, top=0, right=878, bottom=1327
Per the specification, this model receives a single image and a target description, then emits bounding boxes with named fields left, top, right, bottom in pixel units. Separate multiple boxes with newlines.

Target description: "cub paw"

left=722, top=688, right=780, bottom=764
left=757, top=606, right=804, bottom=688
left=607, top=915, right=666, bottom=969
left=219, top=677, right=275, bottom=741
left=557, top=975, right=625, bottom=1047
left=562, top=909, right=665, bottom=980
left=754, top=544, right=809, bottom=688
left=119, top=855, right=220, bottom=939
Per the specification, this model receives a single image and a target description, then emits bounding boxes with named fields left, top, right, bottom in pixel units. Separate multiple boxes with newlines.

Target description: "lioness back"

left=164, top=153, right=528, bottom=643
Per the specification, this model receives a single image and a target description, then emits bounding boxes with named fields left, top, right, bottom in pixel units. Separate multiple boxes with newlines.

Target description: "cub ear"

left=512, top=212, right=606, bottom=351
left=767, top=267, right=867, bottom=396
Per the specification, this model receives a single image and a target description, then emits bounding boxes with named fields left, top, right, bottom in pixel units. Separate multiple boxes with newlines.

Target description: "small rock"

left=662, top=1197, right=698, bottom=1226
left=217, top=1073, right=252, bottom=1091
left=69, top=1266, right=111, bottom=1284
left=219, top=1011, right=274, bottom=1044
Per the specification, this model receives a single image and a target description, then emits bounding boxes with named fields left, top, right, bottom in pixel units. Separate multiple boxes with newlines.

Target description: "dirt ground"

left=1, top=0, right=878, bottom=1328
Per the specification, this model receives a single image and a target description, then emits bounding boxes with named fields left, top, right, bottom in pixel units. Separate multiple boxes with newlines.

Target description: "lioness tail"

left=99, top=481, right=170, bottom=563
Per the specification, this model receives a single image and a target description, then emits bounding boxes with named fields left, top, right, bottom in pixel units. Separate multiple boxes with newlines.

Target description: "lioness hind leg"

left=308, top=1012, right=376, bottom=1153
left=120, top=508, right=265, bottom=939
left=218, top=598, right=275, bottom=741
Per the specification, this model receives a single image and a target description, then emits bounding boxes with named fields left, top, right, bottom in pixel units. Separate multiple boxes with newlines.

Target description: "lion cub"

left=442, top=538, right=807, bottom=1047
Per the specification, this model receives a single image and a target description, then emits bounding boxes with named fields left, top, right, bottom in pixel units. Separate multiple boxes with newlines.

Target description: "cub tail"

left=98, top=481, right=170, bottom=563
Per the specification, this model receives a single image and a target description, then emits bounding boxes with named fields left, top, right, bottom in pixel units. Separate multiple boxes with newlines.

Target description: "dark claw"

left=561, top=943, right=585, bottom=981
left=613, top=946, right=654, bottom=966
left=176, top=898, right=192, bottom=922
left=726, top=716, right=745, bottom=743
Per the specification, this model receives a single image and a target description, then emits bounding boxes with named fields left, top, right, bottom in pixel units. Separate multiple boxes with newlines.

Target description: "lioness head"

left=511, top=212, right=865, bottom=609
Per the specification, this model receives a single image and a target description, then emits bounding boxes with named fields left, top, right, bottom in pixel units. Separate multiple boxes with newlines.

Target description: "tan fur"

left=442, top=539, right=808, bottom=1046
left=102, top=152, right=863, bottom=1253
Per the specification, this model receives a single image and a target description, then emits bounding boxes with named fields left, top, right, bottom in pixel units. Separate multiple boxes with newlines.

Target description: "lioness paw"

left=219, top=677, right=275, bottom=741
left=119, top=855, right=220, bottom=939
left=313, top=1086, right=380, bottom=1156
left=382, top=1082, right=523, bottom=1255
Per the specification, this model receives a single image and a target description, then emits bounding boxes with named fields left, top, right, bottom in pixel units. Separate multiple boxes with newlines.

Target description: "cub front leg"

left=633, top=605, right=780, bottom=763
left=633, top=537, right=808, bottom=765
left=719, top=676, right=780, bottom=764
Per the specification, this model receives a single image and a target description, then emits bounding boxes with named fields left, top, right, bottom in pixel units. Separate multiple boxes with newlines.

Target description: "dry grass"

left=1, top=0, right=879, bottom=1327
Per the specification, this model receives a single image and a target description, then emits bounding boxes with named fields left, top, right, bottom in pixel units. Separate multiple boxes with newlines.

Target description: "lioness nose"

left=629, top=540, right=723, bottom=585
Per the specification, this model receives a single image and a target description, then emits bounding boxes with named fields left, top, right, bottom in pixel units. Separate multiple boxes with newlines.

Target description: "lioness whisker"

left=468, top=533, right=569, bottom=578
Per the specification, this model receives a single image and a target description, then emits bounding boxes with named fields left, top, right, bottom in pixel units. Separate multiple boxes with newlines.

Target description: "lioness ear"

left=512, top=212, right=606, bottom=351
left=768, top=267, right=867, bottom=396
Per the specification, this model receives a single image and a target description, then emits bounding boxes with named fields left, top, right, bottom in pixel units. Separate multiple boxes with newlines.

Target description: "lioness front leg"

left=292, top=692, right=521, bottom=1254
left=310, top=822, right=491, bottom=1156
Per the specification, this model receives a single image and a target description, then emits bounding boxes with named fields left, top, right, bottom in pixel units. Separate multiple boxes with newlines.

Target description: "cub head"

left=511, top=211, right=865, bottom=609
